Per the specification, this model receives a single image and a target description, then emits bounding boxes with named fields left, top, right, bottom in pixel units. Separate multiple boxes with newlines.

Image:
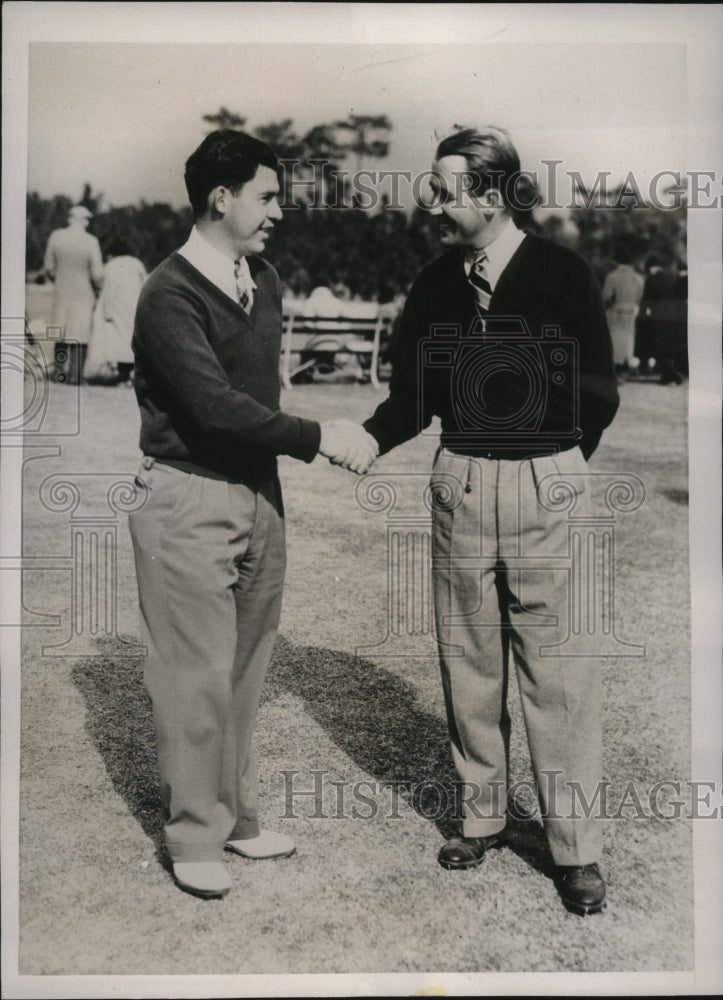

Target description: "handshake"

left=319, top=419, right=379, bottom=475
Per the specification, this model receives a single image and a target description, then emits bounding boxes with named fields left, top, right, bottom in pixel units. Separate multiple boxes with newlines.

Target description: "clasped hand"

left=319, top=419, right=379, bottom=475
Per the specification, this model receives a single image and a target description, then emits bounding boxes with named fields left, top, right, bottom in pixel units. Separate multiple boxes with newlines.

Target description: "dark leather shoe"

left=438, top=832, right=505, bottom=870
left=554, top=863, right=606, bottom=915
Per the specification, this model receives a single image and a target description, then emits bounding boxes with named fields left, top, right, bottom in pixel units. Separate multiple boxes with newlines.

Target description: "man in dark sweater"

left=129, top=131, right=376, bottom=899
left=363, top=126, right=619, bottom=915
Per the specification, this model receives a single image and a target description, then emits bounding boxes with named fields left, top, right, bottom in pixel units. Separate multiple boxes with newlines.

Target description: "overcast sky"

left=26, top=38, right=688, bottom=210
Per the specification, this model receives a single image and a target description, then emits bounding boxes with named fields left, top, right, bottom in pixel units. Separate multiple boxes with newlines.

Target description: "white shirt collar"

left=177, top=226, right=256, bottom=303
left=464, top=220, right=526, bottom=289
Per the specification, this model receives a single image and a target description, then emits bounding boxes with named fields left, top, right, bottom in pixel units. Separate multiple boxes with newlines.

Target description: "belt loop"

left=529, top=454, right=549, bottom=491
left=527, top=456, right=537, bottom=492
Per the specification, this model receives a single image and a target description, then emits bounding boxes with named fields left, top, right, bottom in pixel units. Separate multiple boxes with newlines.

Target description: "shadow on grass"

left=661, top=488, right=688, bottom=505
left=71, top=637, right=167, bottom=867
left=72, top=633, right=554, bottom=878
left=267, top=636, right=555, bottom=874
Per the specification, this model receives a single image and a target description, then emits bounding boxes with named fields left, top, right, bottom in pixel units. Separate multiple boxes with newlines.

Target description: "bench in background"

left=280, top=305, right=394, bottom=390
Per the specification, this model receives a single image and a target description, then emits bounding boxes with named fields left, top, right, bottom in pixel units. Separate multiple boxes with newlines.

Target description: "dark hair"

left=105, top=238, right=134, bottom=258
left=645, top=252, right=671, bottom=271
left=184, top=130, right=278, bottom=217
left=435, top=125, right=537, bottom=223
left=613, top=243, right=634, bottom=265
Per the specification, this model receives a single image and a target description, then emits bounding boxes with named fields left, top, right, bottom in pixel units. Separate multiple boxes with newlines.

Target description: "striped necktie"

left=468, top=249, right=492, bottom=315
left=234, top=259, right=253, bottom=314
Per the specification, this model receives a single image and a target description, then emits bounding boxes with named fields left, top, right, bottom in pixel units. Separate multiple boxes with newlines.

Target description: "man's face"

left=427, top=155, right=493, bottom=250
left=221, top=164, right=283, bottom=257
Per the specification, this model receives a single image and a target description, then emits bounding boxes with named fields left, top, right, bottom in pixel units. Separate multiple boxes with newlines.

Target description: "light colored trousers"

left=431, top=446, right=602, bottom=866
left=608, top=304, right=639, bottom=366
left=128, top=460, right=286, bottom=863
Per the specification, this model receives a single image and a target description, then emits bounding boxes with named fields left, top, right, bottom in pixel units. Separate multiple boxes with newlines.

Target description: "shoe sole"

left=438, top=856, right=487, bottom=871
left=560, top=898, right=606, bottom=916
left=174, top=878, right=229, bottom=900
left=224, top=844, right=296, bottom=861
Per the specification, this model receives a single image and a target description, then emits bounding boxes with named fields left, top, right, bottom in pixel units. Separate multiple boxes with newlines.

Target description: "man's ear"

left=481, top=188, right=504, bottom=210
left=480, top=187, right=504, bottom=222
left=208, top=186, right=228, bottom=219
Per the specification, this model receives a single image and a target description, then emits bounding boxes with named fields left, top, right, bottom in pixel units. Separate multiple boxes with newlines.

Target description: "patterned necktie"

left=468, top=249, right=492, bottom=315
left=234, top=259, right=253, bottom=314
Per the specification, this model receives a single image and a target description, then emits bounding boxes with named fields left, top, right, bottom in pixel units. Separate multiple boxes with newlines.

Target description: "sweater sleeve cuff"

left=362, top=418, right=393, bottom=456
left=288, top=417, right=322, bottom=463
left=580, top=429, right=602, bottom=461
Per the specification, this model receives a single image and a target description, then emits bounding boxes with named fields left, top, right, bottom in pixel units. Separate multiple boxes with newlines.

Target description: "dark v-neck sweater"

left=132, top=252, right=321, bottom=483
left=365, top=233, right=619, bottom=461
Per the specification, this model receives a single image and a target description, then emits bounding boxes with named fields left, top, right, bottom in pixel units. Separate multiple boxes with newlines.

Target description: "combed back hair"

left=184, top=130, right=279, bottom=217
left=436, top=126, right=520, bottom=195
left=435, top=125, right=538, bottom=223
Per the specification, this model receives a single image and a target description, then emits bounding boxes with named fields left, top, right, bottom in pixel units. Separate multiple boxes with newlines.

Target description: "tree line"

left=26, top=110, right=686, bottom=299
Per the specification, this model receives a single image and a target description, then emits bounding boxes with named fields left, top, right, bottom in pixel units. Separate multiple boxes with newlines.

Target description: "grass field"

left=13, top=365, right=693, bottom=983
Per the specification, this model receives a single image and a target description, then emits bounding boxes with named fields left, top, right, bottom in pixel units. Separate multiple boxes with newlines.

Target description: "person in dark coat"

left=637, top=254, right=686, bottom=385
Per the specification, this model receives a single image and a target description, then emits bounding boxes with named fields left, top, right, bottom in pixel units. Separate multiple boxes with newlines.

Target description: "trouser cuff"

left=462, top=818, right=507, bottom=839
left=228, top=819, right=260, bottom=841
left=166, top=841, right=225, bottom=863
left=547, top=831, right=603, bottom=867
